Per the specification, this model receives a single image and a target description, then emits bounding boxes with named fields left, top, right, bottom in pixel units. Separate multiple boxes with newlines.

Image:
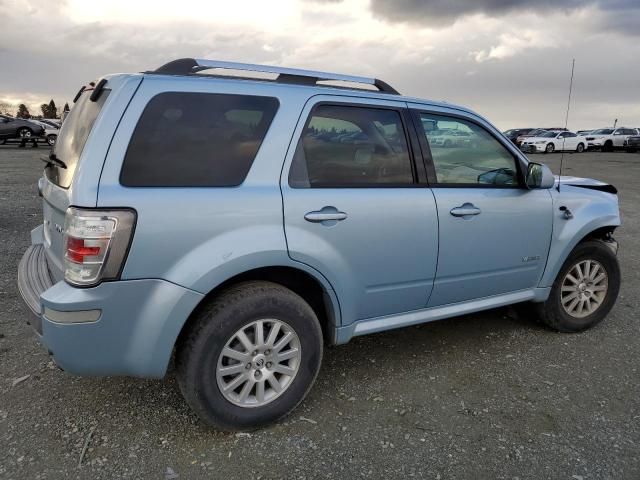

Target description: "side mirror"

left=526, top=162, right=555, bottom=189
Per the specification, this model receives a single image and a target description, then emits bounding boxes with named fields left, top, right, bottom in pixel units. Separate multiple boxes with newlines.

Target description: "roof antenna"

left=558, top=58, right=575, bottom=193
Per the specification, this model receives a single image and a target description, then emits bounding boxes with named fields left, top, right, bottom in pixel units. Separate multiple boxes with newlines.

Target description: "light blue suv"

left=18, top=59, right=621, bottom=430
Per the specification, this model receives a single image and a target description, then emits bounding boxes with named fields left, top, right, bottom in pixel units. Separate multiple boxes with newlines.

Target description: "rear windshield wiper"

left=41, top=153, right=67, bottom=169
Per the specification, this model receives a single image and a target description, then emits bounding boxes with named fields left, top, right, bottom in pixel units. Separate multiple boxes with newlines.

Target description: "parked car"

left=503, top=128, right=535, bottom=144
left=515, top=128, right=548, bottom=146
left=624, top=134, right=640, bottom=152
left=28, top=119, right=60, bottom=146
left=18, top=58, right=621, bottom=430
left=585, top=127, right=639, bottom=151
left=428, top=129, right=477, bottom=148
left=0, top=114, right=45, bottom=143
left=520, top=130, right=587, bottom=153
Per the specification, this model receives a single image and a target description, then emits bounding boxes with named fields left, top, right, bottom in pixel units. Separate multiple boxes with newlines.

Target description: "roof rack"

left=150, top=58, right=400, bottom=95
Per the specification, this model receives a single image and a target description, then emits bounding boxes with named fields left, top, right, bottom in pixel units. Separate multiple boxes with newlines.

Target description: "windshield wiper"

left=41, top=153, right=67, bottom=169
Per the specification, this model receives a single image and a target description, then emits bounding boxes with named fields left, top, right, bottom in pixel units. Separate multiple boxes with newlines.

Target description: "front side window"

left=289, top=105, right=414, bottom=188
left=418, top=113, right=519, bottom=186
left=121, top=92, right=279, bottom=187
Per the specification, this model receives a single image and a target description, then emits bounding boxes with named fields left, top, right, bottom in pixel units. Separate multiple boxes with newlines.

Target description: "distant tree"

left=47, top=99, right=57, bottom=119
left=40, top=100, right=58, bottom=119
left=63, top=102, right=70, bottom=113
left=0, top=100, right=14, bottom=115
left=16, top=104, right=31, bottom=118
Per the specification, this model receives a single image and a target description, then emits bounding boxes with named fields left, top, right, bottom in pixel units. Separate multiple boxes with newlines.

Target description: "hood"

left=555, top=175, right=617, bottom=194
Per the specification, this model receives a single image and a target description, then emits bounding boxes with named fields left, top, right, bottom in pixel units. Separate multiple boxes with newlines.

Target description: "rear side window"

left=289, top=104, right=414, bottom=188
left=121, top=92, right=279, bottom=187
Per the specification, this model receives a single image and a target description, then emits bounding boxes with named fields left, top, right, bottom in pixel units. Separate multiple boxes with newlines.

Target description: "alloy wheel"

left=216, top=319, right=301, bottom=408
left=560, top=259, right=608, bottom=318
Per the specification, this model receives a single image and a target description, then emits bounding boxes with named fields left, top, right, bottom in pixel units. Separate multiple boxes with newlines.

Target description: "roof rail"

left=151, top=58, right=400, bottom=95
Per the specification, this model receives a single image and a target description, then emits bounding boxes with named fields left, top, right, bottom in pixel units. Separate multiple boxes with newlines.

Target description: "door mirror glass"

left=526, top=162, right=555, bottom=189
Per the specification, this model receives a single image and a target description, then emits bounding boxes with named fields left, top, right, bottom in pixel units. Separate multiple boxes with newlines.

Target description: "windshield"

left=591, top=129, right=613, bottom=135
left=539, top=131, right=559, bottom=138
left=45, top=89, right=110, bottom=188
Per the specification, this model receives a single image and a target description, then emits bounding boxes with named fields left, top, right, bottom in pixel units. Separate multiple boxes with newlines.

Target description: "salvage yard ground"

left=1, top=146, right=639, bottom=479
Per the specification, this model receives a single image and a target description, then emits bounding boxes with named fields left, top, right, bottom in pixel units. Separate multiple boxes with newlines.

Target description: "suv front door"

left=282, top=97, right=438, bottom=324
left=411, top=107, right=553, bottom=307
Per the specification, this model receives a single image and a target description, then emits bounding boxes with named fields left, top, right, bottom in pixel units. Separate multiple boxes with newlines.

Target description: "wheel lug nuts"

left=265, top=349, right=271, bottom=355
left=254, top=370, right=262, bottom=378
left=252, top=350, right=258, bottom=356
left=266, top=362, right=273, bottom=369
left=245, top=363, right=251, bottom=370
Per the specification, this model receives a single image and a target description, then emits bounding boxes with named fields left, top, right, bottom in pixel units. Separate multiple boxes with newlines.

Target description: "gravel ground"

left=0, top=146, right=638, bottom=479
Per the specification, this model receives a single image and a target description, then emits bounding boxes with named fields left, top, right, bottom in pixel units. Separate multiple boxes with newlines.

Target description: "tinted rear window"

left=46, top=89, right=110, bottom=188
left=120, top=92, right=279, bottom=187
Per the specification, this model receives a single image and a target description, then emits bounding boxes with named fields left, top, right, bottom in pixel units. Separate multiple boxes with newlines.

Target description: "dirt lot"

left=0, top=146, right=638, bottom=479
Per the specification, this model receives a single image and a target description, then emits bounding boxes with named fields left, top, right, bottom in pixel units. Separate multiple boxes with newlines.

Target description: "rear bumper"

left=17, top=235, right=204, bottom=378
left=17, top=243, right=53, bottom=335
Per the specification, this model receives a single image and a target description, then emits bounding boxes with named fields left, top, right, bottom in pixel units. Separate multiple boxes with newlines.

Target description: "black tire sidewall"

left=546, top=143, right=554, bottom=153
left=546, top=241, right=620, bottom=332
left=178, top=283, right=323, bottom=430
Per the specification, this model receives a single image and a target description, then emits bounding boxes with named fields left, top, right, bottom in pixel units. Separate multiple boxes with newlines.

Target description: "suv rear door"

left=40, top=75, right=141, bottom=281
left=281, top=96, right=438, bottom=324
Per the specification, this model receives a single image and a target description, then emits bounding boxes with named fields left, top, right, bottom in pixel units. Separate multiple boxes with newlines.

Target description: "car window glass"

left=121, top=92, right=279, bottom=187
left=418, top=113, right=518, bottom=186
left=288, top=105, right=414, bottom=188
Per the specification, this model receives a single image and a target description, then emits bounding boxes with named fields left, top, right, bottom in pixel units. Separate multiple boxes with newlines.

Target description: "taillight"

left=63, top=207, right=136, bottom=286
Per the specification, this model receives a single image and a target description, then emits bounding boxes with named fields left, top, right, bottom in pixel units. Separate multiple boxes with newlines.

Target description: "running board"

left=334, top=288, right=551, bottom=344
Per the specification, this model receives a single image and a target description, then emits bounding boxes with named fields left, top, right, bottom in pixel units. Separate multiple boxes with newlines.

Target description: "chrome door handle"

left=304, top=208, right=348, bottom=223
left=450, top=203, right=481, bottom=217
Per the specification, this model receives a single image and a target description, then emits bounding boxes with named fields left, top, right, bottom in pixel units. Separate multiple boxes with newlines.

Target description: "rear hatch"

left=41, top=86, right=111, bottom=281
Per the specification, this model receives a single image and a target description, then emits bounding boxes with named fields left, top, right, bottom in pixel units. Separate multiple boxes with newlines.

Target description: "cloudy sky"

left=1, top=0, right=638, bottom=129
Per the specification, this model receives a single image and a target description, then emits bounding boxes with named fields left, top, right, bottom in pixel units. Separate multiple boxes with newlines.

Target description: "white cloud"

left=474, top=30, right=558, bottom=63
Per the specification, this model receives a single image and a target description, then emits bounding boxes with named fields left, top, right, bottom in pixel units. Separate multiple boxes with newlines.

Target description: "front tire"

left=46, top=134, right=57, bottom=146
left=176, top=281, right=323, bottom=430
left=576, top=143, right=585, bottom=153
left=536, top=240, right=620, bottom=332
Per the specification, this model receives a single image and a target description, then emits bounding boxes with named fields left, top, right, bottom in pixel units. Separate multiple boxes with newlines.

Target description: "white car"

left=29, top=119, right=59, bottom=146
left=585, top=127, right=640, bottom=151
left=429, top=129, right=477, bottom=148
left=521, top=130, right=587, bottom=153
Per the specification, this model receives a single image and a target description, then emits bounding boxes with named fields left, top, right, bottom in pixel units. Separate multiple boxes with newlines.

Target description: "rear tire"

left=176, top=281, right=323, bottom=430
left=576, top=143, right=585, bottom=153
left=535, top=240, right=620, bottom=332
left=545, top=143, right=555, bottom=153
left=603, top=140, right=613, bottom=152
left=17, top=127, right=32, bottom=138
left=46, top=134, right=57, bottom=146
